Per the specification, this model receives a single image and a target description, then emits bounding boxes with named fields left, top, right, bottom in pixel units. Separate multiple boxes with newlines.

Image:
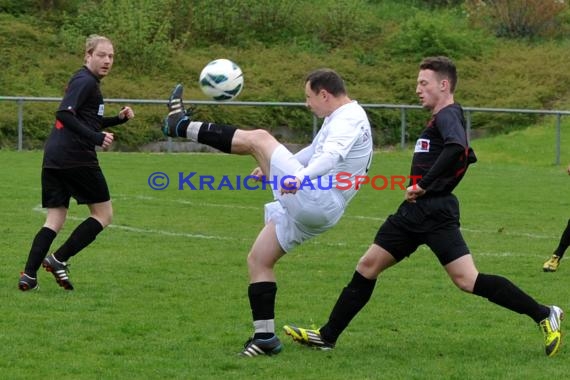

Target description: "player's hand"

left=405, top=184, right=425, bottom=203
left=101, top=132, right=114, bottom=149
left=250, top=167, right=264, bottom=181
left=281, top=177, right=301, bottom=195
left=119, top=106, right=135, bottom=120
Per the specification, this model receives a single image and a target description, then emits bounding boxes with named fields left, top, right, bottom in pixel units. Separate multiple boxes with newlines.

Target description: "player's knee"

left=44, top=220, right=64, bottom=233
left=45, top=208, right=67, bottom=232
left=92, top=210, right=113, bottom=228
left=452, top=275, right=475, bottom=293
left=246, top=253, right=268, bottom=277
left=356, top=255, right=380, bottom=277
left=247, top=251, right=261, bottom=270
left=247, top=249, right=278, bottom=274
left=247, top=129, right=275, bottom=145
left=355, top=245, right=393, bottom=277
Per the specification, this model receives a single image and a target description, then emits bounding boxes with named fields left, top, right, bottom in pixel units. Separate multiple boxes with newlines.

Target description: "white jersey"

left=294, top=100, right=373, bottom=203
left=266, top=100, right=373, bottom=252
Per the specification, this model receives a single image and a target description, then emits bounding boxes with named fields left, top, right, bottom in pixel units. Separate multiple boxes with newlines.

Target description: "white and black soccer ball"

left=199, top=59, right=244, bottom=101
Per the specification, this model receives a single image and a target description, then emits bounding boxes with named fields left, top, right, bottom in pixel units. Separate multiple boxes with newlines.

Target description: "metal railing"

left=1, top=96, right=569, bottom=164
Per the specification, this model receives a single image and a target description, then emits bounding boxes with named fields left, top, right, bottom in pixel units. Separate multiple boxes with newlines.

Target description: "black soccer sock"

left=24, top=227, right=57, bottom=276
left=248, top=282, right=277, bottom=339
left=320, top=271, right=377, bottom=344
left=554, top=219, right=570, bottom=258
left=175, top=117, right=191, bottom=137
left=53, top=217, right=104, bottom=262
left=473, top=273, right=550, bottom=323
left=196, top=123, right=237, bottom=154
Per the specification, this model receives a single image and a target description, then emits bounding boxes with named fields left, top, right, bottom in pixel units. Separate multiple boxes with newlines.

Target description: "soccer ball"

left=199, top=59, right=244, bottom=101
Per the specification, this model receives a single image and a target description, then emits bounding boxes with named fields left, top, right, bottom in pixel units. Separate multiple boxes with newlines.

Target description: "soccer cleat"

left=539, top=305, right=564, bottom=357
left=543, top=255, right=561, bottom=272
left=239, top=335, right=283, bottom=357
left=283, top=324, right=335, bottom=350
left=162, top=83, right=190, bottom=137
left=42, top=254, right=74, bottom=290
left=18, top=272, right=38, bottom=291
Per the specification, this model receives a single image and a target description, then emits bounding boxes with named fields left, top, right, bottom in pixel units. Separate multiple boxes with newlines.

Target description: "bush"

left=465, top=0, right=568, bottom=39
left=185, top=0, right=300, bottom=46
left=2, top=0, right=570, bottom=149
left=57, top=0, right=174, bottom=72
left=421, top=0, right=465, bottom=7
left=386, top=10, right=493, bottom=61
left=0, top=0, right=31, bottom=13
left=177, top=0, right=381, bottom=50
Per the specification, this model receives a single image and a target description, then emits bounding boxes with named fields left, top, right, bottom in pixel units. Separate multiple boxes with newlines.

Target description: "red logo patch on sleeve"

left=55, top=119, right=64, bottom=129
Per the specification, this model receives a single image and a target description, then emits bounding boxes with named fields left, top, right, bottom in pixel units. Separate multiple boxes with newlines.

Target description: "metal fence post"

left=555, top=113, right=561, bottom=165
left=312, top=114, right=318, bottom=138
left=400, top=107, right=406, bottom=149
left=17, top=98, right=24, bottom=151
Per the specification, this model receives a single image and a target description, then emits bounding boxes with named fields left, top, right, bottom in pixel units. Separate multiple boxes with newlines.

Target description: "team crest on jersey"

left=414, top=138, right=430, bottom=153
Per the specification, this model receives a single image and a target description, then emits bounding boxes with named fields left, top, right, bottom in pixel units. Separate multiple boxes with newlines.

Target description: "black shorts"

left=373, top=193, right=469, bottom=266
left=42, top=167, right=110, bottom=208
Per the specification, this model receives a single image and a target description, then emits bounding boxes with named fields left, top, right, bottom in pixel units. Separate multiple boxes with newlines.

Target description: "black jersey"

left=43, top=66, right=105, bottom=169
left=410, top=103, right=472, bottom=195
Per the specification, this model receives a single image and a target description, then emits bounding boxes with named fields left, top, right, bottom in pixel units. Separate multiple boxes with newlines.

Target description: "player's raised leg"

left=162, top=83, right=189, bottom=138
left=162, top=84, right=280, bottom=175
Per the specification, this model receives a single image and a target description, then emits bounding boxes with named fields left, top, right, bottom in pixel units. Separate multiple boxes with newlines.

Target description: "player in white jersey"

left=162, top=68, right=373, bottom=357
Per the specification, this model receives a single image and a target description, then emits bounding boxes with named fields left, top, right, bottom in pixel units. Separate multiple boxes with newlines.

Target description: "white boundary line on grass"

left=113, top=194, right=261, bottom=210
left=116, top=195, right=559, bottom=240
left=32, top=193, right=558, bottom=253
left=32, top=204, right=233, bottom=240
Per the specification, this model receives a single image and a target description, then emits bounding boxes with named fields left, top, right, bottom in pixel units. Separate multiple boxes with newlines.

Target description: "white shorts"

left=264, top=145, right=346, bottom=252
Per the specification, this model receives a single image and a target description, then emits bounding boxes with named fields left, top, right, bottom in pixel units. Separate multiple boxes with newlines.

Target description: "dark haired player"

left=284, top=56, right=564, bottom=357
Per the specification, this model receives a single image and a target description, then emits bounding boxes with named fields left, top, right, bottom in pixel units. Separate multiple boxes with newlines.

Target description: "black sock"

left=24, top=227, right=57, bottom=276
left=554, top=219, right=570, bottom=258
left=248, top=282, right=277, bottom=339
left=176, top=117, right=190, bottom=137
left=53, top=217, right=103, bottom=262
left=473, top=273, right=550, bottom=323
left=320, top=271, right=376, bottom=344
left=197, top=123, right=237, bottom=154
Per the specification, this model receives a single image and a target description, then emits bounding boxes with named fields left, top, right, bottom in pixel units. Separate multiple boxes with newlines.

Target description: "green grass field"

left=1, top=124, right=570, bottom=379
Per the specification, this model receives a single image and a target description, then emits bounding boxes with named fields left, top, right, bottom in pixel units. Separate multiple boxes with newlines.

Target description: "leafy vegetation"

left=465, top=0, right=569, bottom=39
left=1, top=0, right=570, bottom=149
